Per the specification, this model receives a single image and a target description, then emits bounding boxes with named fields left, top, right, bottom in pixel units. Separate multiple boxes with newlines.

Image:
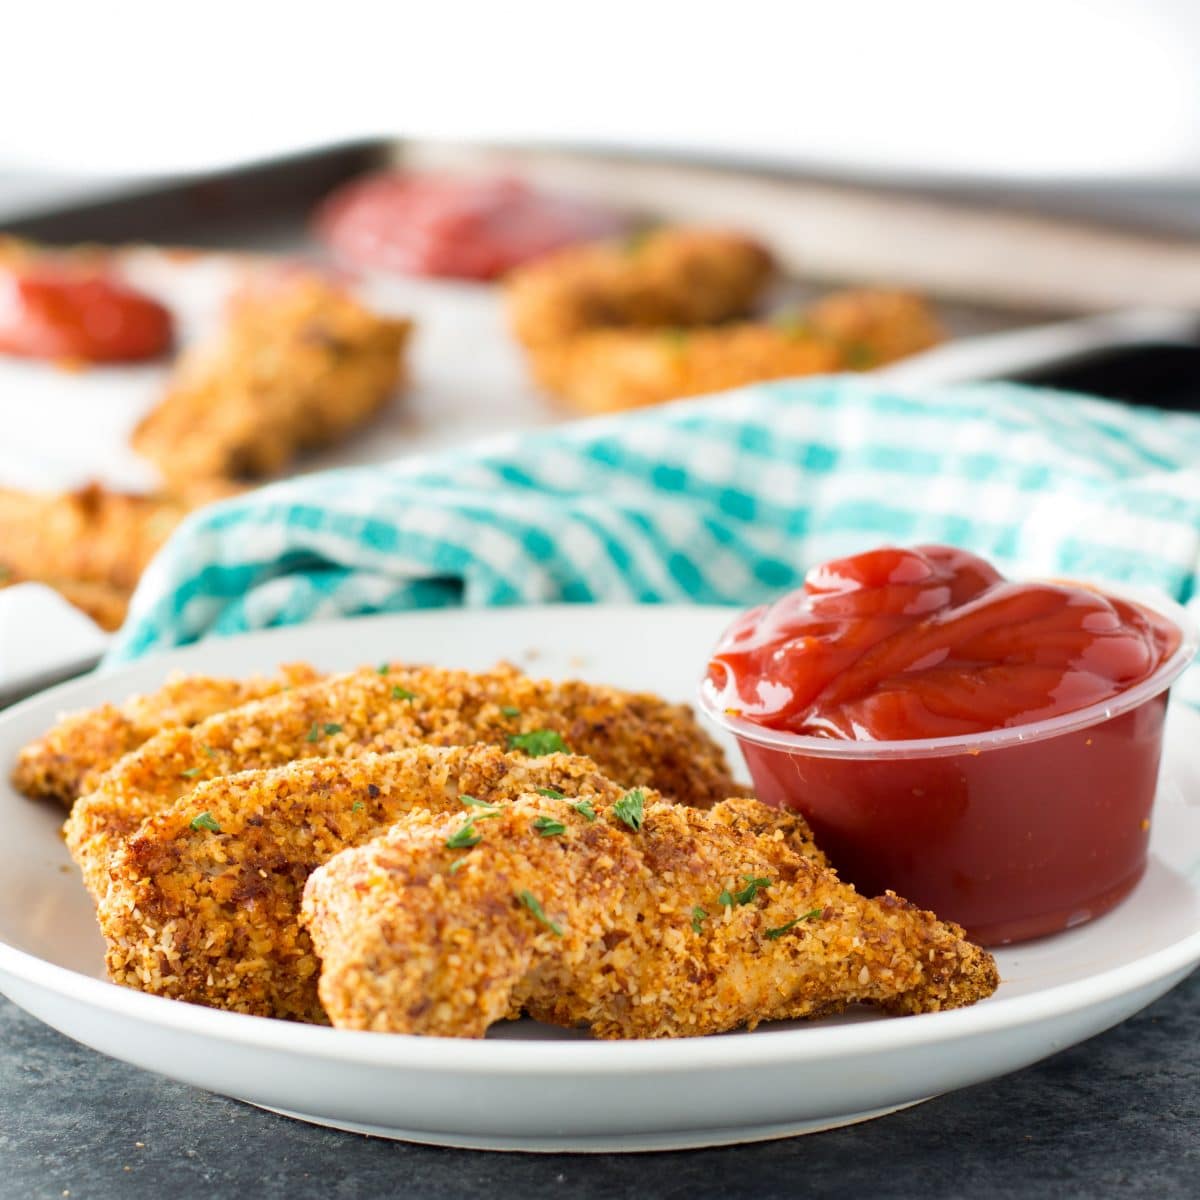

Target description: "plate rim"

left=2, top=605, right=1199, bottom=1076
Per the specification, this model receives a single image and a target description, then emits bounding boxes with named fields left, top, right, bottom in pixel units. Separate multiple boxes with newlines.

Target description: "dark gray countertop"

left=2, top=971, right=1198, bottom=1200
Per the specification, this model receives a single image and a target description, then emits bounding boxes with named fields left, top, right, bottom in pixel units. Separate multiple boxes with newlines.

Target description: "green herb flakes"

left=572, top=798, right=597, bottom=822
left=661, top=327, right=689, bottom=354
left=718, top=876, right=773, bottom=908
left=733, top=875, right=772, bottom=906
left=180, top=767, right=202, bottom=779
left=377, top=663, right=390, bottom=675
left=764, top=909, right=823, bottom=939
left=305, top=721, right=343, bottom=742
left=533, top=816, right=566, bottom=837
left=691, top=906, right=709, bottom=934
left=392, top=686, right=416, bottom=701
left=845, top=342, right=876, bottom=370
left=507, top=729, right=569, bottom=757
left=189, top=812, right=221, bottom=833
left=519, top=889, right=563, bottom=936
left=446, top=820, right=482, bottom=850
left=500, top=705, right=521, bottom=718
left=613, top=788, right=646, bottom=832
left=448, top=857, right=469, bottom=875
left=460, top=794, right=501, bottom=818
left=535, top=787, right=565, bottom=800
left=351, top=801, right=365, bottom=813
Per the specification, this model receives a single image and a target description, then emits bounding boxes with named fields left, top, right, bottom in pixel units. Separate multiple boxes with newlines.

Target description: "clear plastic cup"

left=698, top=588, right=1198, bottom=946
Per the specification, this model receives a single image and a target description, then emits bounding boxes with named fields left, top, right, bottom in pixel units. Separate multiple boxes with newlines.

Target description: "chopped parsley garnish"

left=307, top=721, right=342, bottom=741
left=691, top=906, right=709, bottom=934
left=572, top=799, right=597, bottom=822
left=507, top=729, right=569, bottom=757
left=189, top=812, right=221, bottom=833
left=460, top=794, right=496, bottom=809
left=202, top=745, right=216, bottom=758
left=500, top=705, right=521, bottom=718
left=720, top=875, right=773, bottom=907
left=623, top=228, right=651, bottom=256
left=460, top=794, right=501, bottom=819
left=392, top=686, right=416, bottom=701
left=772, top=310, right=812, bottom=341
left=351, top=801, right=365, bottom=813
left=377, top=663, right=390, bottom=675
left=533, top=816, right=566, bottom=837
left=180, top=766, right=202, bottom=779
left=519, top=889, right=563, bottom=936
left=446, top=819, right=482, bottom=850
left=764, top=909, right=823, bottom=939
left=535, top=787, right=565, bottom=800
left=613, top=788, right=646, bottom=832
left=448, top=856, right=469, bottom=875
left=845, top=343, right=875, bottom=370
left=736, top=875, right=772, bottom=904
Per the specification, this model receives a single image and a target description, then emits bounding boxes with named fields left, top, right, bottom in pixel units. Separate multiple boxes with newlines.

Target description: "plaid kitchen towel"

left=107, top=377, right=1200, bottom=698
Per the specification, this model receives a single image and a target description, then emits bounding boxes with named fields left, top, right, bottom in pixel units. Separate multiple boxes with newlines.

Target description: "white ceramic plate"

left=1, top=606, right=1199, bottom=1153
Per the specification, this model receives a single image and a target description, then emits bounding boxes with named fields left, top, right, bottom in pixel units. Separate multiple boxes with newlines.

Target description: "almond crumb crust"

left=132, top=275, right=412, bottom=484
left=99, top=746, right=682, bottom=1021
left=12, top=663, right=320, bottom=808
left=65, top=661, right=739, bottom=903
left=303, top=793, right=999, bottom=1039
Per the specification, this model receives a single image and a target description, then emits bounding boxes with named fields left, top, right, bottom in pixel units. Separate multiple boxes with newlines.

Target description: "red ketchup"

left=0, top=263, right=173, bottom=364
left=315, top=172, right=625, bottom=281
left=706, top=546, right=1185, bottom=944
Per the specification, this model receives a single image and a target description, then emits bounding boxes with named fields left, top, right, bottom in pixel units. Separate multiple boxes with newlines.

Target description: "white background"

left=2, top=0, right=1199, bottom=183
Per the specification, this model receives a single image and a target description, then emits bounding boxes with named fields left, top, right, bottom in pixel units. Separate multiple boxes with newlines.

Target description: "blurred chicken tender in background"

left=505, top=227, right=941, bottom=413
left=133, top=274, right=412, bottom=485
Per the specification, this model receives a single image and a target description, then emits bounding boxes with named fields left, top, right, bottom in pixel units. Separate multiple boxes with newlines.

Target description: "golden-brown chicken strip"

left=65, top=662, right=739, bottom=901
left=304, top=794, right=998, bottom=1038
left=12, top=664, right=321, bottom=809
left=99, top=747, right=752, bottom=1021
left=132, top=274, right=411, bottom=484
left=0, top=481, right=236, bottom=630
left=526, top=290, right=942, bottom=414
left=505, top=227, right=774, bottom=350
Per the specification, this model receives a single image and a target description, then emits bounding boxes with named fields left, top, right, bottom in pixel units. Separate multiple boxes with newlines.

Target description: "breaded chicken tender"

left=132, top=274, right=411, bottom=484
left=0, top=481, right=236, bottom=630
left=98, top=747, right=751, bottom=1020
left=12, top=664, right=320, bottom=809
left=303, top=794, right=998, bottom=1038
left=526, top=290, right=942, bottom=413
left=65, top=662, right=738, bottom=902
left=505, top=228, right=774, bottom=349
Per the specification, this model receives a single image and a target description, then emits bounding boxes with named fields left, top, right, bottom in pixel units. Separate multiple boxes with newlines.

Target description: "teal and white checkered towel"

left=108, top=377, right=1200, bottom=700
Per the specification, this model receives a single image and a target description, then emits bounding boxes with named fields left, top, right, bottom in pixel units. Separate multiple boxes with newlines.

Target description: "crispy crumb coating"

left=0, top=481, right=237, bottom=630
left=505, top=228, right=774, bottom=350
left=132, top=275, right=411, bottom=484
left=526, top=290, right=942, bottom=413
left=303, top=795, right=998, bottom=1038
left=65, top=662, right=738, bottom=902
left=12, top=664, right=320, bottom=809
left=98, top=747, right=726, bottom=1020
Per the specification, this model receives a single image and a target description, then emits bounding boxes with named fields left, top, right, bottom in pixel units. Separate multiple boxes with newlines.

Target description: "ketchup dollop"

left=708, top=545, right=1180, bottom=741
left=315, top=172, right=625, bottom=281
left=0, top=263, right=173, bottom=363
